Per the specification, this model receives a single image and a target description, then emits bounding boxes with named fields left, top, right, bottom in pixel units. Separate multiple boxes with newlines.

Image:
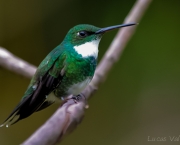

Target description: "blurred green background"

left=0, top=0, right=180, bottom=145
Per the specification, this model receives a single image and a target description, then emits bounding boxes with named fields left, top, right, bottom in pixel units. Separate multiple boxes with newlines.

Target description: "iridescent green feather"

left=22, top=45, right=65, bottom=99
left=54, top=46, right=96, bottom=97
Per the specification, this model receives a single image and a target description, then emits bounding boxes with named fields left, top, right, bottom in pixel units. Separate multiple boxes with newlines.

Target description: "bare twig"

left=85, top=0, right=152, bottom=99
left=0, top=47, right=36, bottom=78
left=0, top=0, right=152, bottom=144
left=21, top=97, right=86, bottom=145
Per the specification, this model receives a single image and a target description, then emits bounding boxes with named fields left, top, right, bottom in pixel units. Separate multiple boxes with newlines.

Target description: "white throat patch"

left=74, top=39, right=100, bottom=58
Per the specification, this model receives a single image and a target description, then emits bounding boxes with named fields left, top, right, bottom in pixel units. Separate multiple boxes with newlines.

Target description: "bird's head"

left=63, top=23, right=136, bottom=58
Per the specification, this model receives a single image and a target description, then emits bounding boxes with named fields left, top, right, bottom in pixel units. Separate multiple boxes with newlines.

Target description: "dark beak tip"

left=95, top=23, right=138, bottom=34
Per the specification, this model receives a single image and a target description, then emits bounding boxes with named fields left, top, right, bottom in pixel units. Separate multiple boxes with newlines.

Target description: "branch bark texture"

left=0, top=0, right=152, bottom=144
left=0, top=47, right=36, bottom=78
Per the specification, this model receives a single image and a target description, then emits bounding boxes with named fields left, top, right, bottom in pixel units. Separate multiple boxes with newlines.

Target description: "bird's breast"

left=67, top=78, right=91, bottom=95
left=54, top=53, right=96, bottom=98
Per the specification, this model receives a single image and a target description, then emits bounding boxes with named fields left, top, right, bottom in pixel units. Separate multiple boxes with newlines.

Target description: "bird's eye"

left=77, top=31, right=88, bottom=38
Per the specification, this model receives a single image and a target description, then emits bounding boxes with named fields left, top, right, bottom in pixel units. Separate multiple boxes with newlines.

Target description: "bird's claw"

left=72, top=93, right=85, bottom=103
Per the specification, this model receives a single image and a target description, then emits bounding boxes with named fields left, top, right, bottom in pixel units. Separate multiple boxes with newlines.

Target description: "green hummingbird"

left=1, top=23, right=136, bottom=127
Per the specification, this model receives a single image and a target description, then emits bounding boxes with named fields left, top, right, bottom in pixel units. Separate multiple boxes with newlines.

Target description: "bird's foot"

left=72, top=94, right=89, bottom=108
left=72, top=93, right=85, bottom=103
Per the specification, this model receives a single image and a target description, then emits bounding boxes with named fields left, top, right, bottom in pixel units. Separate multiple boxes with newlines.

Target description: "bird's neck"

left=73, top=39, right=100, bottom=59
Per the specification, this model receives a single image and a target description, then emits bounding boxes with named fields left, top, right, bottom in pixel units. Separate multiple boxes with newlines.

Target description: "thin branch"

left=0, top=0, right=152, bottom=144
left=0, top=47, right=36, bottom=78
left=86, top=0, right=152, bottom=99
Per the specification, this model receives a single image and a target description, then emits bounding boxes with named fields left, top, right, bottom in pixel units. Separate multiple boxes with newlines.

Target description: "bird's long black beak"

left=95, top=23, right=137, bottom=34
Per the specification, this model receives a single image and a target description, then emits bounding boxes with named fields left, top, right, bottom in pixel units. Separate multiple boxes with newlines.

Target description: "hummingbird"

left=1, top=23, right=136, bottom=127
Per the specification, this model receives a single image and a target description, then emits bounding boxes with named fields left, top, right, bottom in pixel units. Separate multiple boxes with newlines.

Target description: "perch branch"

left=0, top=0, right=152, bottom=144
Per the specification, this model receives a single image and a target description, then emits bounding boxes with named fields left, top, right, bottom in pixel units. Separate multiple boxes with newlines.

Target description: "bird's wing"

left=0, top=46, right=66, bottom=127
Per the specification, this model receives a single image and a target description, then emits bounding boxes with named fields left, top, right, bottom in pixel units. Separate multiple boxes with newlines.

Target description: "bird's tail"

left=0, top=94, right=55, bottom=127
left=0, top=96, right=32, bottom=127
left=0, top=73, right=60, bottom=127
